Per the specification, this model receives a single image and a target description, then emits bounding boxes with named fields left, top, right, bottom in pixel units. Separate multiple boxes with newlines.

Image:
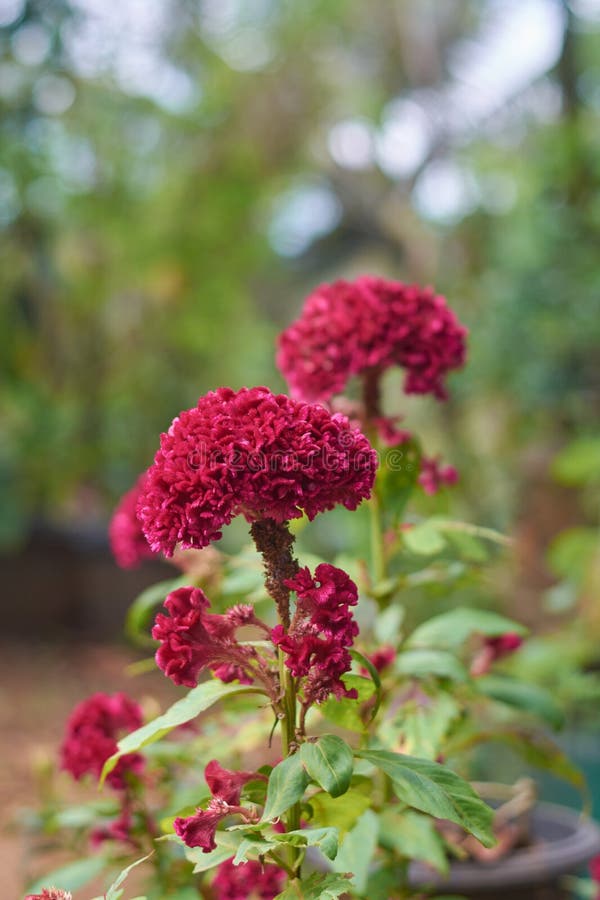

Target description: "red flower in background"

left=25, top=891, right=72, bottom=900
left=277, top=276, right=467, bottom=404
left=213, top=858, right=285, bottom=899
left=60, top=693, right=144, bottom=790
left=418, top=455, right=459, bottom=495
left=138, top=386, right=377, bottom=555
left=470, top=632, right=524, bottom=677
left=108, top=474, right=157, bottom=568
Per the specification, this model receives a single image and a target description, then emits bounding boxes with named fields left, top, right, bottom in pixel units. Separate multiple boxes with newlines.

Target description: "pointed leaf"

left=395, top=648, right=468, bottom=681
left=105, top=853, right=154, bottom=900
left=380, top=809, right=448, bottom=874
left=409, top=607, right=526, bottom=650
left=402, top=522, right=447, bottom=555
left=183, top=832, right=241, bottom=872
left=308, top=778, right=372, bottom=838
left=300, top=735, right=353, bottom=798
left=330, top=810, right=378, bottom=893
left=274, top=872, right=354, bottom=899
left=101, top=681, right=263, bottom=783
left=356, top=749, right=494, bottom=847
left=477, top=674, right=564, bottom=729
left=261, top=754, right=309, bottom=822
left=26, top=857, right=106, bottom=894
left=274, top=826, right=339, bottom=860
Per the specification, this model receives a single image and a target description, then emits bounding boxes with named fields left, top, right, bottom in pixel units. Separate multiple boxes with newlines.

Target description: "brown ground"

left=0, top=641, right=177, bottom=900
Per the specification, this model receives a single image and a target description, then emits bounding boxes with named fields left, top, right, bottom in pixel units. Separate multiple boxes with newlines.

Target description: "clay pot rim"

left=409, top=802, right=600, bottom=891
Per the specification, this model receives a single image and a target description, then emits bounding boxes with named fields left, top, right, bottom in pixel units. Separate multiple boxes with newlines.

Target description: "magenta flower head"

left=138, top=386, right=377, bottom=555
left=277, top=276, right=467, bottom=404
left=109, top=474, right=157, bottom=569
left=152, top=586, right=268, bottom=689
left=25, top=891, right=72, bottom=900
left=60, top=693, right=145, bottom=790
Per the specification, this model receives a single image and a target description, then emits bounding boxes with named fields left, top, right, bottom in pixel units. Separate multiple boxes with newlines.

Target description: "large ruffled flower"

left=213, top=858, right=286, bottom=899
left=109, top=475, right=157, bottom=568
left=272, top=564, right=359, bottom=705
left=152, top=587, right=265, bottom=688
left=138, top=386, right=377, bottom=555
left=60, top=693, right=145, bottom=790
left=277, top=276, right=467, bottom=403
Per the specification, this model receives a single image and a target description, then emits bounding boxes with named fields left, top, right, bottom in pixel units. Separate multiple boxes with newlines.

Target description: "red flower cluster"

left=60, top=693, right=144, bottom=790
left=138, top=386, right=377, bottom=555
left=25, top=891, right=72, bottom=900
left=470, top=633, right=524, bottom=677
left=108, top=475, right=157, bottom=568
left=272, top=564, right=359, bottom=705
left=367, top=645, right=396, bottom=673
left=90, top=807, right=136, bottom=849
left=418, top=455, right=459, bottom=495
left=277, top=276, right=467, bottom=403
left=213, top=858, right=285, bottom=899
left=152, top=587, right=265, bottom=688
left=174, top=760, right=261, bottom=852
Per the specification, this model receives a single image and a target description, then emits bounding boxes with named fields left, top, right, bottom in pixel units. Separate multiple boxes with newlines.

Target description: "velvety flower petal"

left=174, top=799, right=230, bottom=852
left=204, top=759, right=261, bottom=805
left=277, top=276, right=467, bottom=403
left=138, top=387, right=377, bottom=555
left=109, top=475, right=157, bottom=568
left=60, top=693, right=144, bottom=791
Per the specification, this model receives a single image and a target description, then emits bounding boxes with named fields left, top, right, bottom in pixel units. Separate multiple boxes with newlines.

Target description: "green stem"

left=278, top=648, right=301, bottom=876
left=369, top=484, right=387, bottom=586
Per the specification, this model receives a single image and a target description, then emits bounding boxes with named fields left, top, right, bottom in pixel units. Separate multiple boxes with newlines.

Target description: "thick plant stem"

left=369, top=484, right=387, bottom=586
left=279, top=649, right=302, bottom=877
left=251, top=518, right=298, bottom=628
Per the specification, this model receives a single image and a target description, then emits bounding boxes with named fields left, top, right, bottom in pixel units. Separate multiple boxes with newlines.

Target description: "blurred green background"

left=0, top=0, right=599, bottom=601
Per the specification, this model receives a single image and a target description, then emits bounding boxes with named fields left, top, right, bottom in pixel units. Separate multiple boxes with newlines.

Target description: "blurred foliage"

left=1, top=0, right=599, bottom=546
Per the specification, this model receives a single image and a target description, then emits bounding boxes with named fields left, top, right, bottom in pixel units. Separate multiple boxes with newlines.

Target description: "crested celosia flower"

left=418, top=455, right=459, bottom=495
left=152, top=587, right=268, bottom=689
left=272, top=564, right=359, bottom=705
left=277, top=276, right=467, bottom=404
left=138, top=386, right=377, bottom=555
left=213, top=858, right=286, bottom=899
left=470, top=633, right=524, bottom=677
left=109, top=474, right=157, bottom=568
left=60, top=693, right=145, bottom=790
left=174, top=759, right=260, bottom=852
left=25, top=891, right=72, bottom=900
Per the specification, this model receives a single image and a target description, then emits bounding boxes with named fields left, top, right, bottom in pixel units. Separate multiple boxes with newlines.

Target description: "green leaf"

left=380, top=809, right=448, bottom=874
left=125, top=576, right=188, bottom=646
left=395, top=648, right=468, bottom=681
left=408, top=607, right=527, bottom=650
left=274, top=872, right=354, bottom=899
left=26, top=857, right=106, bottom=894
left=443, top=529, right=489, bottom=562
left=300, top=734, right=354, bottom=798
left=104, top=853, right=154, bottom=900
left=307, top=778, right=372, bottom=837
left=350, top=648, right=382, bottom=720
left=402, top=522, right=447, bottom=555
left=477, top=674, right=565, bottom=729
left=356, top=750, right=494, bottom=847
left=261, top=754, right=309, bottom=822
left=382, top=692, right=461, bottom=760
left=274, top=826, right=339, bottom=861
left=374, top=604, right=405, bottom=646
left=233, top=834, right=277, bottom=865
left=320, top=674, right=375, bottom=733
left=551, top=437, right=600, bottom=486
left=183, top=832, right=241, bottom=872
left=330, top=809, right=378, bottom=893
left=101, top=681, right=262, bottom=783
left=548, top=528, right=598, bottom=585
